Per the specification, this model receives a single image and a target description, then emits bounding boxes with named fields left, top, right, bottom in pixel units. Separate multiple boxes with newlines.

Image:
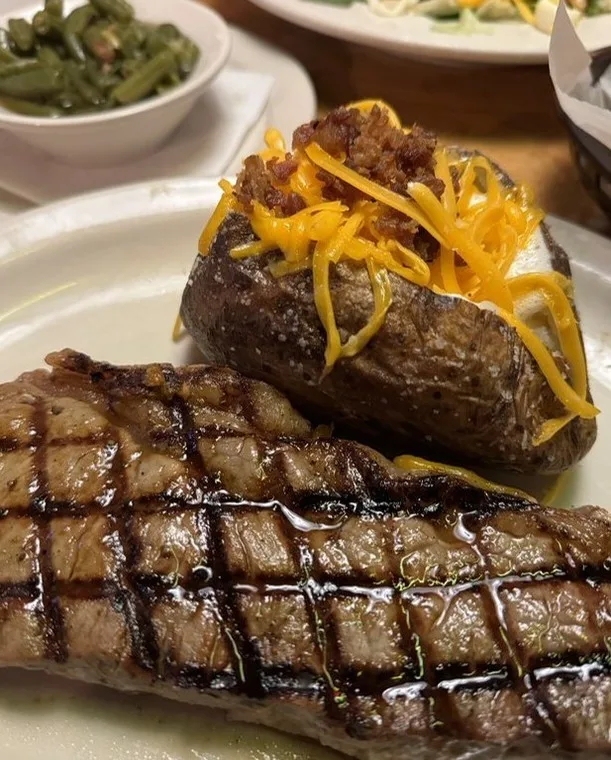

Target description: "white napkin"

left=549, top=2, right=611, bottom=148
left=136, top=68, right=275, bottom=177
left=0, top=68, right=274, bottom=202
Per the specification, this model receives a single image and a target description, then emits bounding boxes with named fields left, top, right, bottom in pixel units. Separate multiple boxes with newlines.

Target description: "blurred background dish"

left=244, top=0, right=611, bottom=63
left=0, top=0, right=231, bottom=165
left=0, top=1, right=203, bottom=118
left=0, top=26, right=316, bottom=210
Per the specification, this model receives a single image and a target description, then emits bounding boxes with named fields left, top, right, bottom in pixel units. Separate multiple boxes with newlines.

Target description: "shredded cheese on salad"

left=197, top=100, right=599, bottom=446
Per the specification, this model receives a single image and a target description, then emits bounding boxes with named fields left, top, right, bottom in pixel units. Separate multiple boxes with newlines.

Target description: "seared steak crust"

left=0, top=352, right=610, bottom=758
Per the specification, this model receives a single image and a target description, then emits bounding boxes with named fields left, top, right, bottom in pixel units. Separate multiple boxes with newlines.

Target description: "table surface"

left=203, top=0, right=610, bottom=234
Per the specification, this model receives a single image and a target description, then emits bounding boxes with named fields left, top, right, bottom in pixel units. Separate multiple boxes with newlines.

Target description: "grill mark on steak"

left=30, top=399, right=68, bottom=664
left=2, top=353, right=611, bottom=755
left=108, top=456, right=160, bottom=675
left=469, top=518, right=562, bottom=745
left=162, top=364, right=262, bottom=696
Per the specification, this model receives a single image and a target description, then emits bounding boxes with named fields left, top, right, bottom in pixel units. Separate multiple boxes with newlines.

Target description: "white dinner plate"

left=0, top=26, right=316, bottom=211
left=246, top=0, right=611, bottom=64
left=0, top=179, right=610, bottom=757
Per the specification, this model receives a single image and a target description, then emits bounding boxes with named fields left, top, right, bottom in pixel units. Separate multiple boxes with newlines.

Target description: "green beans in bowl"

left=0, top=0, right=231, bottom=165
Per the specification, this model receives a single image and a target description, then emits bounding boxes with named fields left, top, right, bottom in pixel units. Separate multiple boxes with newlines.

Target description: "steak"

left=0, top=351, right=610, bottom=758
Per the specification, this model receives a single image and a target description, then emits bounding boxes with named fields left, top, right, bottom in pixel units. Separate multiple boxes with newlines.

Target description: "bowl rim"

left=0, top=0, right=232, bottom=129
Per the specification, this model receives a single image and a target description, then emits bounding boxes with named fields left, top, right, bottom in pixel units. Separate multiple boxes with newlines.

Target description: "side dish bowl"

left=0, top=0, right=231, bottom=166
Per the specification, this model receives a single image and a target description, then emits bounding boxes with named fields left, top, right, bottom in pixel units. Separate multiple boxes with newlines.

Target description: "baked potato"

left=180, top=102, right=598, bottom=474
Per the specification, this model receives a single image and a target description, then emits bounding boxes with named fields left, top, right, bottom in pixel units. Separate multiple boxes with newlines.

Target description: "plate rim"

left=0, top=178, right=223, bottom=265
left=245, top=0, right=610, bottom=64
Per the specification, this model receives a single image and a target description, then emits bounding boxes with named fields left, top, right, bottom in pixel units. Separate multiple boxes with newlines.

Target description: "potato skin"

left=181, top=211, right=596, bottom=475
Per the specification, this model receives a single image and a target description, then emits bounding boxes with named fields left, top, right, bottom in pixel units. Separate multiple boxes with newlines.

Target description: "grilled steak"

left=0, top=351, right=611, bottom=758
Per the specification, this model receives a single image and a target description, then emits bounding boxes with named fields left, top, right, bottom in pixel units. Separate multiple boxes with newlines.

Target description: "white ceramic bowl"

left=0, top=0, right=231, bottom=166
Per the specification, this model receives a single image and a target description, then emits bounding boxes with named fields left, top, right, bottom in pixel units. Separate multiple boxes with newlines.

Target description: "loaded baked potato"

left=181, top=101, right=598, bottom=474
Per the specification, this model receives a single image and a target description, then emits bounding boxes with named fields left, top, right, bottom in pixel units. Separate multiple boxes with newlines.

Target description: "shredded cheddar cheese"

left=172, top=313, right=184, bottom=342
left=198, top=179, right=237, bottom=256
left=196, top=101, right=599, bottom=445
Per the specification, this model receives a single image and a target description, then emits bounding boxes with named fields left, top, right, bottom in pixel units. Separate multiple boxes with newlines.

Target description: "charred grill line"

left=264, top=449, right=336, bottom=708
left=339, top=443, right=396, bottom=514
left=105, top=421, right=160, bottom=674
left=504, top=512, right=599, bottom=748
left=30, top=401, right=68, bottom=664
left=236, top=375, right=257, bottom=431
left=0, top=438, right=23, bottom=453
left=311, top=444, right=395, bottom=728
left=448, top=512, right=523, bottom=736
left=528, top=580, right=609, bottom=751
left=0, top=477, right=539, bottom=525
left=486, top=577, right=561, bottom=745
left=110, top=511, right=161, bottom=672
left=165, top=371, right=264, bottom=699
left=208, top=509, right=265, bottom=697
left=0, top=580, right=41, bottom=600
left=459, top=510, right=558, bottom=742
left=384, top=524, right=434, bottom=726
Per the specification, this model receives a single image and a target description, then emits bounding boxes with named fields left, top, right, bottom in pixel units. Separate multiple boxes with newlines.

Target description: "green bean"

left=0, top=95, right=61, bottom=117
left=111, top=48, right=176, bottom=104
left=37, top=45, right=63, bottom=67
left=63, top=5, right=97, bottom=62
left=116, top=21, right=147, bottom=57
left=90, top=0, right=134, bottom=23
left=32, top=10, right=64, bottom=38
left=157, top=23, right=180, bottom=39
left=0, top=59, right=42, bottom=79
left=0, top=29, right=17, bottom=63
left=0, top=67, right=63, bottom=98
left=65, top=60, right=104, bottom=104
left=53, top=89, right=86, bottom=110
left=84, top=58, right=118, bottom=90
left=8, top=19, right=35, bottom=53
left=83, top=24, right=116, bottom=63
left=145, top=24, right=179, bottom=57
left=120, top=57, right=143, bottom=79
left=44, top=0, right=64, bottom=17
left=32, top=10, right=50, bottom=36
left=172, top=37, right=200, bottom=76
left=101, top=24, right=122, bottom=50
left=0, top=3, right=200, bottom=117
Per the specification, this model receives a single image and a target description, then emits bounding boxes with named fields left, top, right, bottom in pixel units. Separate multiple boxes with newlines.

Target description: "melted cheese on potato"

left=196, top=103, right=599, bottom=444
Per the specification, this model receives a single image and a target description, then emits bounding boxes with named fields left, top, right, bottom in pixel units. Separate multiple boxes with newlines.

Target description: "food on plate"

left=305, top=0, right=597, bottom=35
left=180, top=101, right=598, bottom=475
left=1, top=350, right=611, bottom=756
left=0, top=0, right=200, bottom=118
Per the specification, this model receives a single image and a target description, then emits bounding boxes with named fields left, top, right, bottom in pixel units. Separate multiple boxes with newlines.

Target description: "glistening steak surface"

left=0, top=351, right=610, bottom=758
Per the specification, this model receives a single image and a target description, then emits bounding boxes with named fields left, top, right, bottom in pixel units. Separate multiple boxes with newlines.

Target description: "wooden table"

left=203, top=0, right=609, bottom=233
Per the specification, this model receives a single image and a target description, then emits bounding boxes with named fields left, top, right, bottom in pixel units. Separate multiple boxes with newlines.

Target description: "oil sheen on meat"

left=0, top=351, right=610, bottom=759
